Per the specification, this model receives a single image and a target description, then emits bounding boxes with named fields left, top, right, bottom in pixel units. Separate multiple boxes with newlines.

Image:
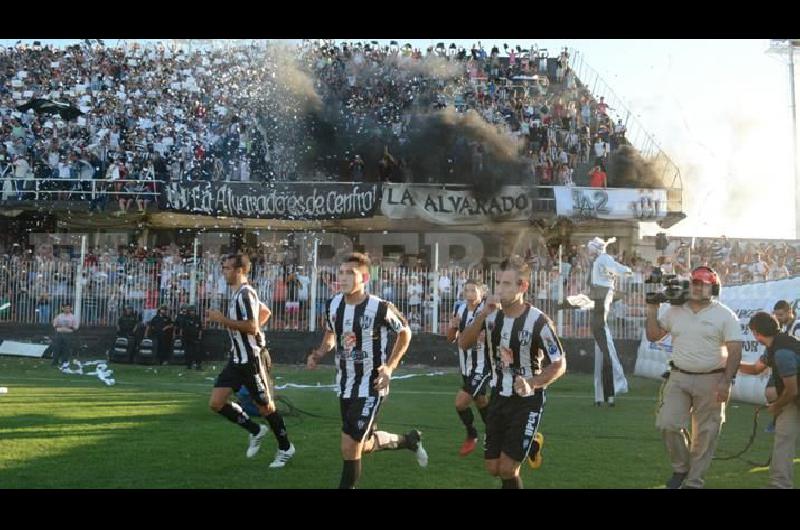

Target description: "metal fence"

left=0, top=257, right=648, bottom=340
left=0, top=177, right=164, bottom=203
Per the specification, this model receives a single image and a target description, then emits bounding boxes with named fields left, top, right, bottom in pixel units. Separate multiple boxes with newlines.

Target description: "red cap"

left=691, top=267, right=719, bottom=285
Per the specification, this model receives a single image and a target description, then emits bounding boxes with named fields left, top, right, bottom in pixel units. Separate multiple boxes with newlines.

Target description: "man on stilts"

left=586, top=236, right=630, bottom=407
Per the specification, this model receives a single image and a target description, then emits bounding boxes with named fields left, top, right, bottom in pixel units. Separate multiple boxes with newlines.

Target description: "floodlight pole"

left=791, top=47, right=799, bottom=239
left=768, top=40, right=800, bottom=238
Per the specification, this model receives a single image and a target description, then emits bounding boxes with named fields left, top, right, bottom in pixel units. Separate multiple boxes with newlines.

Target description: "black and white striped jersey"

left=783, top=318, right=800, bottom=340
left=325, top=293, right=408, bottom=399
left=484, top=303, right=564, bottom=397
left=227, top=283, right=265, bottom=365
left=454, top=301, right=492, bottom=377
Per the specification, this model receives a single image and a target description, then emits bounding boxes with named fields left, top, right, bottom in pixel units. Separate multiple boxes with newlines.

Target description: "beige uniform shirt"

left=658, top=301, right=743, bottom=372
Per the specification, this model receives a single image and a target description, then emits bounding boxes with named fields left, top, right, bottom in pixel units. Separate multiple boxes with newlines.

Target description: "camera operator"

left=645, top=266, right=743, bottom=489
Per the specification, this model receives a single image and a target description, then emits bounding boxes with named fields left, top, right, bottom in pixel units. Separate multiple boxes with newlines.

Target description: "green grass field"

left=0, top=356, right=790, bottom=489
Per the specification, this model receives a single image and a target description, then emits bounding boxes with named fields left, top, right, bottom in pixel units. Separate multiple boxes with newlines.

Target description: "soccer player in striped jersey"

left=207, top=253, right=295, bottom=468
left=446, top=279, right=491, bottom=456
left=459, top=256, right=566, bottom=489
left=307, top=252, right=428, bottom=489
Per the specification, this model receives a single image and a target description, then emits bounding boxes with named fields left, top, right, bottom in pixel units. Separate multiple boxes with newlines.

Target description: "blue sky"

left=3, top=39, right=796, bottom=239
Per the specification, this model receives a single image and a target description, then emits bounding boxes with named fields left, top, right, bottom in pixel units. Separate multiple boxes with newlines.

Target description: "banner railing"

left=0, top=177, right=165, bottom=202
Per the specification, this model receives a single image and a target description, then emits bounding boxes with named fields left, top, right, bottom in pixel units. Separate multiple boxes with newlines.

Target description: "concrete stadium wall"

left=0, top=324, right=641, bottom=374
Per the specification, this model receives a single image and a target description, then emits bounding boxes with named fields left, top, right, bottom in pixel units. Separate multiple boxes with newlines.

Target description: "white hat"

left=587, top=236, right=616, bottom=254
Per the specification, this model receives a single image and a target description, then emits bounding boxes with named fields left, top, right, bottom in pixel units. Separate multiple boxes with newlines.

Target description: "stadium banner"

left=634, top=276, right=800, bottom=405
left=554, top=186, right=668, bottom=220
left=381, top=184, right=533, bottom=225
left=163, top=181, right=381, bottom=220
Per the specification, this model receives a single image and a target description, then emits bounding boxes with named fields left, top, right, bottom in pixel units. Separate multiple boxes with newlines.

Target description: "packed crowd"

left=293, top=39, right=628, bottom=186
left=656, top=236, right=800, bottom=285
left=0, top=40, right=634, bottom=211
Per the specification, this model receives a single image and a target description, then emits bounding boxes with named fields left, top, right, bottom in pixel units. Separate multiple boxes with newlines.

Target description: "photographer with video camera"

left=645, top=265, right=743, bottom=489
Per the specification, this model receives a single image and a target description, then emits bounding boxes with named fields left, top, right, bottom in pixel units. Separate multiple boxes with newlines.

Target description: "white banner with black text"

left=380, top=184, right=533, bottom=225
left=554, top=187, right=668, bottom=221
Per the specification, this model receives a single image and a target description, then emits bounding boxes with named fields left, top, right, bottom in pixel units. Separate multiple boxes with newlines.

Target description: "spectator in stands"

left=768, top=256, right=790, bottom=281
left=1, top=38, right=655, bottom=201
left=380, top=270, right=395, bottom=304
left=750, top=252, right=770, bottom=282
left=407, top=275, right=423, bottom=331
left=596, top=96, right=612, bottom=119
left=593, top=135, right=609, bottom=164
left=36, top=292, right=51, bottom=324
left=588, top=163, right=607, bottom=188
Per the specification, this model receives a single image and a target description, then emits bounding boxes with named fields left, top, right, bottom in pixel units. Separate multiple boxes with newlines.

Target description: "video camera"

left=644, top=267, right=689, bottom=305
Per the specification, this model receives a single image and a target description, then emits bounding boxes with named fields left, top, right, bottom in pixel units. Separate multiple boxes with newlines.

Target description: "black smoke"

left=606, top=144, right=667, bottom=189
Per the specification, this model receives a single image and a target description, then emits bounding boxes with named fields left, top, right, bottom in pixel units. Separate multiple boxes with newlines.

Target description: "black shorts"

left=484, top=391, right=545, bottom=463
left=461, top=371, right=492, bottom=398
left=340, top=396, right=383, bottom=442
left=214, top=351, right=273, bottom=407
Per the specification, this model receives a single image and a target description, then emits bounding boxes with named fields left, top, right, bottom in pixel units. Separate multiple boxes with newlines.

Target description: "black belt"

left=669, top=361, right=725, bottom=375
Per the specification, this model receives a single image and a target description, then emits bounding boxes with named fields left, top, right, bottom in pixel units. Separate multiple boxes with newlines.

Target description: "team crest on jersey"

left=360, top=314, right=374, bottom=330
left=544, top=338, right=559, bottom=358
left=518, top=330, right=532, bottom=346
left=357, top=419, right=366, bottom=431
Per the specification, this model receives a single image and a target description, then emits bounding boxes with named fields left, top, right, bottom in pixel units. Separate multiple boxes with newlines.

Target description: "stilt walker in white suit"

left=587, top=237, right=630, bottom=406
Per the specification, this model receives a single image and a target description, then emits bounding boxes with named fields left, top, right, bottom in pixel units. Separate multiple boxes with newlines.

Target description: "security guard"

left=176, top=305, right=204, bottom=370
left=117, top=305, right=141, bottom=363
left=146, top=305, right=174, bottom=366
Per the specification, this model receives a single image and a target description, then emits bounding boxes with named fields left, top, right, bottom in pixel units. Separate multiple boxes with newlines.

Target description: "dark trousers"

left=591, top=286, right=615, bottom=402
left=153, top=334, right=170, bottom=363
left=51, top=333, right=73, bottom=366
left=184, top=339, right=201, bottom=368
left=124, top=334, right=138, bottom=363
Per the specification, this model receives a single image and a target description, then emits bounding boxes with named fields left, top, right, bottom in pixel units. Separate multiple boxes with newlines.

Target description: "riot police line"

left=109, top=304, right=204, bottom=368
